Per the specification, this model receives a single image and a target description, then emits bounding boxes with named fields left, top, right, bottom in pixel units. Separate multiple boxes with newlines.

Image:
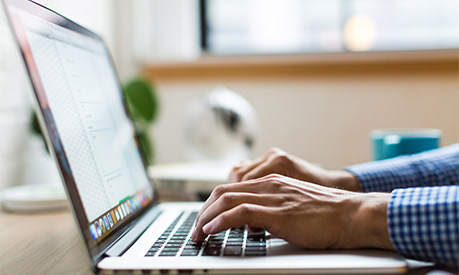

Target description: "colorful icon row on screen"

left=89, top=192, right=148, bottom=240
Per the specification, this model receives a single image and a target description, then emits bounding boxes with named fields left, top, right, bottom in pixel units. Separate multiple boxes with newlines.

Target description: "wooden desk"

left=0, top=210, right=92, bottom=275
left=0, top=209, right=456, bottom=275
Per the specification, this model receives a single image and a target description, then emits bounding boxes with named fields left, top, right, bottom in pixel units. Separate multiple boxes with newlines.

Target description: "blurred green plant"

left=30, top=77, right=159, bottom=165
left=123, top=77, right=159, bottom=165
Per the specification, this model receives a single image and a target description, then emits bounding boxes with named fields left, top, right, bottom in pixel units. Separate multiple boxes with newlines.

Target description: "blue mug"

left=370, top=128, right=441, bottom=161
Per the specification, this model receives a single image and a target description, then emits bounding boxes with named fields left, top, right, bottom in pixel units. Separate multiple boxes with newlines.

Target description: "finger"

left=241, top=160, right=278, bottom=181
left=195, top=176, right=279, bottom=227
left=193, top=192, right=278, bottom=241
left=228, top=156, right=266, bottom=183
left=194, top=181, right=261, bottom=236
left=227, top=160, right=250, bottom=183
left=246, top=225, right=264, bottom=233
left=228, top=149, right=280, bottom=183
left=202, top=203, right=272, bottom=236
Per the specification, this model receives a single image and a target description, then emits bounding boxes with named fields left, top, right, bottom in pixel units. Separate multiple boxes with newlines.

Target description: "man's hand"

left=192, top=174, right=394, bottom=251
left=229, top=148, right=361, bottom=192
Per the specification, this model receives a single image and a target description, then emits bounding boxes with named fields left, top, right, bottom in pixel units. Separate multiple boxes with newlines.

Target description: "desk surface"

left=0, top=209, right=456, bottom=275
left=0, top=209, right=92, bottom=275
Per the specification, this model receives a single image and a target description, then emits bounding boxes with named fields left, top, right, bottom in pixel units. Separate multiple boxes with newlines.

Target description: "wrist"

left=347, top=193, right=395, bottom=250
left=328, top=170, right=361, bottom=192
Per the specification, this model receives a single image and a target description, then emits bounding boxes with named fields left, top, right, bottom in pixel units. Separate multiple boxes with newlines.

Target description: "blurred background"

left=0, top=0, right=458, bottom=191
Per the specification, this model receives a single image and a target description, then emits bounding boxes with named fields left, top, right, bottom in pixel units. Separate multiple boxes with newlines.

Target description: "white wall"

left=151, top=69, right=459, bottom=169
left=112, top=0, right=200, bottom=81
left=34, top=0, right=115, bottom=51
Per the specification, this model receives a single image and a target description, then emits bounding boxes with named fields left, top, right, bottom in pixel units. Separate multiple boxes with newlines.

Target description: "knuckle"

left=272, top=154, right=292, bottom=168
left=218, top=212, right=231, bottom=225
left=230, top=165, right=243, bottom=173
left=276, top=194, right=289, bottom=205
left=230, top=168, right=242, bottom=177
left=213, top=185, right=226, bottom=197
left=267, top=175, right=286, bottom=189
left=230, top=166, right=238, bottom=174
left=238, top=203, right=253, bottom=216
left=220, top=193, right=234, bottom=204
left=265, top=173, right=284, bottom=181
left=268, top=147, right=282, bottom=154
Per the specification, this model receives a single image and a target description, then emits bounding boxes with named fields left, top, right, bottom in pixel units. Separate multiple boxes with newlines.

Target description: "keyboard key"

left=202, top=248, right=221, bottom=256
left=223, top=246, right=242, bottom=256
left=187, top=240, right=203, bottom=245
left=227, top=236, right=242, bottom=240
left=167, top=240, right=185, bottom=244
left=225, top=241, right=243, bottom=246
left=181, top=251, right=199, bottom=256
left=247, top=231, right=265, bottom=237
left=205, top=243, right=222, bottom=249
left=161, top=247, right=181, bottom=252
left=208, top=238, right=224, bottom=241
left=245, top=246, right=266, bottom=251
left=166, top=243, right=183, bottom=248
left=159, top=251, right=178, bottom=256
left=183, top=246, right=201, bottom=251
left=247, top=237, right=265, bottom=242
left=145, top=252, right=156, bottom=257
left=173, top=233, right=189, bottom=236
left=184, top=244, right=202, bottom=250
left=207, top=240, right=223, bottom=245
left=245, top=250, right=266, bottom=256
left=170, top=237, right=187, bottom=241
left=245, top=242, right=266, bottom=247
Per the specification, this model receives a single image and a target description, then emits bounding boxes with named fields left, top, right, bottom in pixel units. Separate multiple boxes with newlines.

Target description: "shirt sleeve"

left=387, top=186, right=459, bottom=267
left=345, top=143, right=459, bottom=193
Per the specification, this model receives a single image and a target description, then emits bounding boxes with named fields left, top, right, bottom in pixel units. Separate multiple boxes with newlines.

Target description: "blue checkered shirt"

left=346, top=144, right=459, bottom=267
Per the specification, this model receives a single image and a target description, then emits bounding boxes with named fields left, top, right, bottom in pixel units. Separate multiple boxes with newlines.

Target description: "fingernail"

left=202, top=222, right=213, bottom=234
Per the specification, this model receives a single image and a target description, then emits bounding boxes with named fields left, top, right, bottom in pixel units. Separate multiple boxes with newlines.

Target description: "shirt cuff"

left=387, top=186, right=459, bottom=267
left=345, top=155, right=417, bottom=193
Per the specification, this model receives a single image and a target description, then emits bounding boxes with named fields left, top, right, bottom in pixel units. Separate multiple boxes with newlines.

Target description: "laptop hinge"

left=104, top=206, right=163, bottom=257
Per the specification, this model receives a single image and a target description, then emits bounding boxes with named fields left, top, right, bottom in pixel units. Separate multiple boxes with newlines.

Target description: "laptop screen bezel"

left=2, top=0, right=160, bottom=268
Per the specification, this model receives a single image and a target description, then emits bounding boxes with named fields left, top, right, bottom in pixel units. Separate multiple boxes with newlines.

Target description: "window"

left=202, top=0, right=459, bottom=55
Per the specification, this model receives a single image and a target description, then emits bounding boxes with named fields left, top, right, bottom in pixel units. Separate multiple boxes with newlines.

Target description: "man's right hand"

left=229, top=148, right=361, bottom=192
left=193, top=174, right=393, bottom=251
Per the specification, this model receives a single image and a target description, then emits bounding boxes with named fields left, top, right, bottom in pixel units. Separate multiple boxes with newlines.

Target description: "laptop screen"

left=4, top=0, right=156, bottom=257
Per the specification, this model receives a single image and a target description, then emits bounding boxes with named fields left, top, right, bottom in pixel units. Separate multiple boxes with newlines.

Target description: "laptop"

left=3, top=0, right=407, bottom=273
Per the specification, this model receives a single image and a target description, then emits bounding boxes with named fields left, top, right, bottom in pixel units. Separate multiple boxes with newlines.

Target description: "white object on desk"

left=0, top=183, right=67, bottom=212
left=149, top=161, right=233, bottom=199
left=0, top=135, right=67, bottom=213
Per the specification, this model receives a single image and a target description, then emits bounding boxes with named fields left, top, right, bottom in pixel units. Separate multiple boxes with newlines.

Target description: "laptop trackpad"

left=267, top=237, right=404, bottom=260
left=267, top=237, right=305, bottom=255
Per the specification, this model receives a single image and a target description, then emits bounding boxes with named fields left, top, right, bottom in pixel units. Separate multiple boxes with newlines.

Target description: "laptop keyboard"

left=145, top=211, right=266, bottom=257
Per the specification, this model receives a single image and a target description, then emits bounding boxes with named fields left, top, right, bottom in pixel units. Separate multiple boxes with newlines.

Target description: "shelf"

left=143, top=49, right=458, bottom=80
